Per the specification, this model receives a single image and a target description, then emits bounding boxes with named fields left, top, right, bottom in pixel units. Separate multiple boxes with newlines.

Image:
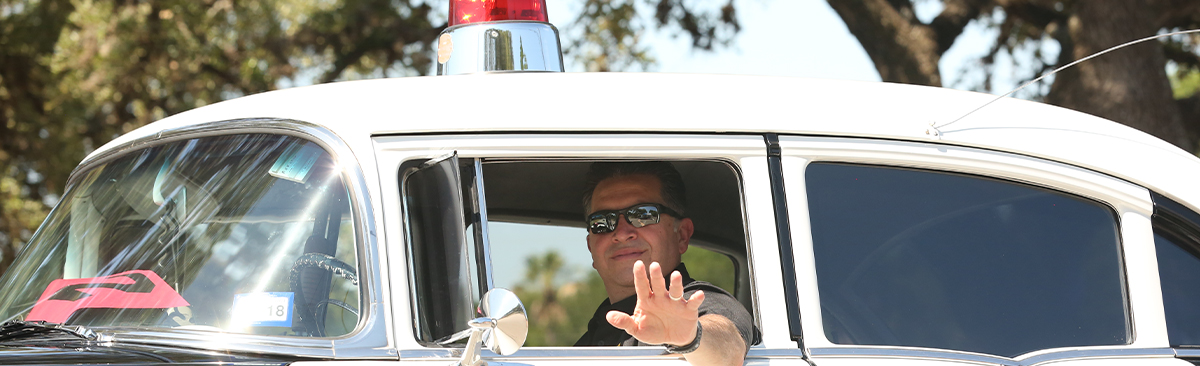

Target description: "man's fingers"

left=606, top=310, right=634, bottom=330
left=648, top=262, right=667, bottom=298
left=669, top=271, right=685, bottom=300
left=632, top=260, right=650, bottom=300
left=686, top=290, right=705, bottom=311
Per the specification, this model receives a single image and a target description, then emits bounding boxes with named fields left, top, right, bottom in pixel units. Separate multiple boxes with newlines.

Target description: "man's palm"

left=606, top=260, right=706, bottom=346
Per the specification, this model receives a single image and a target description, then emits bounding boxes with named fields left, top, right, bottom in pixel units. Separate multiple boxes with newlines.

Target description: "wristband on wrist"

left=666, top=322, right=703, bottom=354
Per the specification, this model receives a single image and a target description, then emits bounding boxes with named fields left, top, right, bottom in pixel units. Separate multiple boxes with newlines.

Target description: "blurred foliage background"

left=0, top=0, right=740, bottom=273
left=0, top=0, right=1198, bottom=334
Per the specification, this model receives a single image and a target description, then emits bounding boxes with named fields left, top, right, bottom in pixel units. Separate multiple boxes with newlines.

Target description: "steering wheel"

left=290, top=252, right=358, bottom=336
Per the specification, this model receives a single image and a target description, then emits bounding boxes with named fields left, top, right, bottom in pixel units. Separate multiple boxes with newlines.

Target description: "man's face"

left=586, top=174, right=693, bottom=300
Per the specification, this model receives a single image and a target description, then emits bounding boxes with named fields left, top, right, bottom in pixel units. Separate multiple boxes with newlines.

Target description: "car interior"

left=480, top=160, right=754, bottom=312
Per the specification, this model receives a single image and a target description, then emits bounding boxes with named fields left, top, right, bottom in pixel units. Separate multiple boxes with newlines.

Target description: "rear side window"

left=1154, top=231, right=1200, bottom=346
left=805, top=163, right=1127, bottom=358
left=1151, top=193, right=1200, bottom=347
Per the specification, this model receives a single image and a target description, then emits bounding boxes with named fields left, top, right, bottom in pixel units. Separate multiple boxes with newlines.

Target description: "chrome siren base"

left=436, top=21, right=564, bottom=75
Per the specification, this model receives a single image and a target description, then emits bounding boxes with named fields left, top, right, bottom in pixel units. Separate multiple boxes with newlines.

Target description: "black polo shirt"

left=574, top=263, right=760, bottom=349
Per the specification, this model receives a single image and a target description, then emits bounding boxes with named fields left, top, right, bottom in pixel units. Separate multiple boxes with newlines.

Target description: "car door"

left=778, top=136, right=1189, bottom=366
left=373, top=134, right=804, bottom=365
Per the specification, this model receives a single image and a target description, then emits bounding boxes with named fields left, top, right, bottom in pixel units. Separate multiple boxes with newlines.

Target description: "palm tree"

left=515, top=251, right=569, bottom=344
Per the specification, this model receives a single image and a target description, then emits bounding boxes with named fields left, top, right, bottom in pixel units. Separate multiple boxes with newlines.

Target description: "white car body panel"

left=88, top=73, right=1200, bottom=213
left=25, top=72, right=1197, bottom=366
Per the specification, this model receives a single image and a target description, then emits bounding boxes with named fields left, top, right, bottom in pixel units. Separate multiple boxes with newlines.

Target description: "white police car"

left=1, top=1, right=1199, bottom=365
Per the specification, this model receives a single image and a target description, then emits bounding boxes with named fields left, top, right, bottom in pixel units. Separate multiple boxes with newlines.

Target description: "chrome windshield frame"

left=52, top=118, right=392, bottom=359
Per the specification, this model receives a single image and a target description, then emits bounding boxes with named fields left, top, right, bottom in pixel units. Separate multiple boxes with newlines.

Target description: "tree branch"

left=1149, top=0, right=1200, bottom=29
left=1045, top=0, right=1191, bottom=150
left=929, top=0, right=992, bottom=55
left=650, top=0, right=741, bottom=51
left=827, top=0, right=941, bottom=85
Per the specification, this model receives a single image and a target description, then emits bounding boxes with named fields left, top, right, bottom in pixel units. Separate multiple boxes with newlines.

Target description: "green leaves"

left=0, top=0, right=743, bottom=279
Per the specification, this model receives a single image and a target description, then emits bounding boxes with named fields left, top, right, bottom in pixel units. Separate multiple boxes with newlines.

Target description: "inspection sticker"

left=231, top=292, right=293, bottom=327
left=268, top=144, right=321, bottom=184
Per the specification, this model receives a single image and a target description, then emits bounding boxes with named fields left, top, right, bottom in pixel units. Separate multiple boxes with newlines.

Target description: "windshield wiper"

left=0, top=320, right=105, bottom=342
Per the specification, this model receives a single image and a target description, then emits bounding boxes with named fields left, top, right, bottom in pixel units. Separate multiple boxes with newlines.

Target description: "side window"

left=805, top=163, right=1127, bottom=358
left=1151, top=193, right=1200, bottom=347
left=402, top=159, right=750, bottom=347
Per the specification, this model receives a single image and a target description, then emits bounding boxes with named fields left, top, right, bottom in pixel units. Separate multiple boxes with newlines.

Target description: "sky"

left=541, top=0, right=1051, bottom=96
left=548, top=0, right=883, bottom=80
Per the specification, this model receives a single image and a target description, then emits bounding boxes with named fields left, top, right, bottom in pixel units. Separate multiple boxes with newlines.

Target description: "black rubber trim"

left=1151, top=192, right=1200, bottom=246
left=764, top=134, right=803, bottom=343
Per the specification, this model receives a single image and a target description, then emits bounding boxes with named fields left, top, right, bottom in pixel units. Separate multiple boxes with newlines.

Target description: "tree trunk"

left=826, top=0, right=942, bottom=86
left=1044, top=0, right=1191, bottom=150
left=1179, top=95, right=1200, bottom=152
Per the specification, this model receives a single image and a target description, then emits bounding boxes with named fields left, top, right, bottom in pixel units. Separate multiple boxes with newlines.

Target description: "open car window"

left=401, top=158, right=750, bottom=347
left=0, top=134, right=362, bottom=338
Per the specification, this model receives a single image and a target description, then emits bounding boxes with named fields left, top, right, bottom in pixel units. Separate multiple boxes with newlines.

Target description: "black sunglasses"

left=586, top=203, right=684, bottom=235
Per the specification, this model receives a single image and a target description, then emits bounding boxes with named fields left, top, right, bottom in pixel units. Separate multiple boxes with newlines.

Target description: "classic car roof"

left=90, top=72, right=1200, bottom=211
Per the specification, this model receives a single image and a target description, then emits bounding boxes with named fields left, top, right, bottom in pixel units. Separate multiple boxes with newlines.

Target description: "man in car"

left=575, top=162, right=759, bottom=365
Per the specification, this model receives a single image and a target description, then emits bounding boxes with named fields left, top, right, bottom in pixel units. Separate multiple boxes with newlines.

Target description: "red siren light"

left=449, top=0, right=548, bottom=27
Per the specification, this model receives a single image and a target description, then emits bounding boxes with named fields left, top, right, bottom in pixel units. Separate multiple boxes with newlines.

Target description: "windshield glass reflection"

left=0, top=134, right=360, bottom=338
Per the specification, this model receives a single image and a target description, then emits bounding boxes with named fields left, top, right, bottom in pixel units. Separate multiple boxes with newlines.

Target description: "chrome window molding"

left=402, top=347, right=681, bottom=360
left=808, top=346, right=1177, bottom=366
left=473, top=158, right=496, bottom=292
left=1173, top=348, right=1200, bottom=357
left=400, top=345, right=1179, bottom=365
left=58, top=118, right=392, bottom=359
left=400, top=346, right=806, bottom=361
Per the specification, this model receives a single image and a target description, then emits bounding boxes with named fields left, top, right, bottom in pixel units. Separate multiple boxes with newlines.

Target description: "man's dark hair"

left=581, top=161, right=687, bottom=216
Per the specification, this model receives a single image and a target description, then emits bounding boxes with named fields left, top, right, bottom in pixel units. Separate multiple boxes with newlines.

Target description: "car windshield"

left=0, top=134, right=360, bottom=338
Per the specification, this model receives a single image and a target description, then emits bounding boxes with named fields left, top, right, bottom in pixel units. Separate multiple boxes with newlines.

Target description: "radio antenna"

left=927, top=28, right=1200, bottom=137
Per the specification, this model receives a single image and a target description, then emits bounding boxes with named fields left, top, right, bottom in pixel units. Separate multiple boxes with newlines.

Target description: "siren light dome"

left=449, top=0, right=548, bottom=26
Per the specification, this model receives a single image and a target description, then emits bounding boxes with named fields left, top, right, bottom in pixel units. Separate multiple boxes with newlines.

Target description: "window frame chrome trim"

left=397, top=342, right=1180, bottom=364
left=400, top=347, right=809, bottom=361
left=402, top=347, right=670, bottom=359
left=63, top=118, right=392, bottom=360
left=474, top=158, right=496, bottom=292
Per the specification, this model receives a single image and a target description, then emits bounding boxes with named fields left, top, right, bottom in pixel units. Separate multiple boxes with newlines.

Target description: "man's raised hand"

left=605, top=260, right=706, bottom=347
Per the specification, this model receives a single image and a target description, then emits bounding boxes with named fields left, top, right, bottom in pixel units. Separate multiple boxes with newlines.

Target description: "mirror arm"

left=458, top=317, right=496, bottom=366
left=451, top=288, right=528, bottom=366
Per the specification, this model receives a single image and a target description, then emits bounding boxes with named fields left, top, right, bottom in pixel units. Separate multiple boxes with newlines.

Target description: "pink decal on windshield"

left=27, top=270, right=190, bottom=324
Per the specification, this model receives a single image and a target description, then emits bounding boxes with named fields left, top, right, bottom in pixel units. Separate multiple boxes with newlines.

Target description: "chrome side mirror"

left=441, top=288, right=527, bottom=366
